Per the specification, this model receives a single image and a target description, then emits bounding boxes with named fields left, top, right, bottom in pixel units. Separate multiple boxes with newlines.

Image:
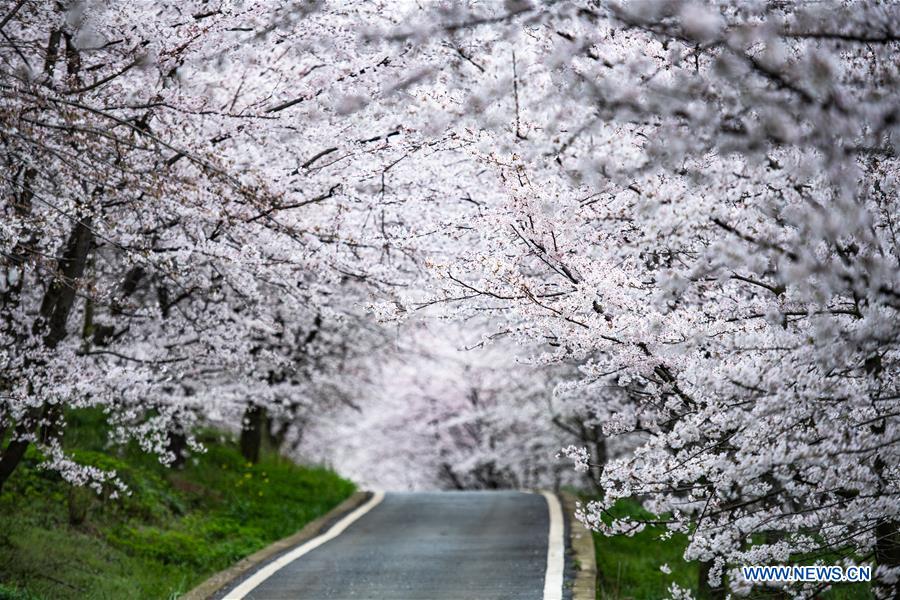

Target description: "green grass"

left=0, top=410, right=355, bottom=600
left=591, top=498, right=698, bottom=599
left=591, top=499, right=872, bottom=599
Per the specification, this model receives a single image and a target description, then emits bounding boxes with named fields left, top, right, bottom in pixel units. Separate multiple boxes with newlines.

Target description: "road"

left=220, top=491, right=565, bottom=600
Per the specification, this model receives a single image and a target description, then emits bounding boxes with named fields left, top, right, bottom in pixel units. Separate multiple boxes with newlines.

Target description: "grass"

left=0, top=409, right=355, bottom=600
left=591, top=498, right=698, bottom=599
left=591, top=498, right=873, bottom=600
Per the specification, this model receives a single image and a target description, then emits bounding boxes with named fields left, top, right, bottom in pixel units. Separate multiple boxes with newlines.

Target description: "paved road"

left=225, top=491, right=558, bottom=600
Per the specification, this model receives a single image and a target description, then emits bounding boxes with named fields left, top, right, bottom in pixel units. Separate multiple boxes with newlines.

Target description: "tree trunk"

left=240, top=404, right=267, bottom=464
left=0, top=431, right=31, bottom=494
left=167, top=431, right=188, bottom=469
left=0, top=25, right=90, bottom=494
left=266, top=415, right=286, bottom=452
left=0, top=219, right=93, bottom=493
left=591, top=426, right=607, bottom=493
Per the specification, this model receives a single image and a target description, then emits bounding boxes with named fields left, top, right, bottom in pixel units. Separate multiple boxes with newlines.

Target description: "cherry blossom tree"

left=369, top=1, right=900, bottom=597
left=299, top=317, right=586, bottom=491
left=0, top=0, right=445, bottom=488
left=3, top=1, right=899, bottom=597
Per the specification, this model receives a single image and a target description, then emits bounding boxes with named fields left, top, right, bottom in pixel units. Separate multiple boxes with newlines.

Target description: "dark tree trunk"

left=43, top=29, right=61, bottom=75
left=0, top=430, right=31, bottom=494
left=167, top=431, right=188, bottom=469
left=0, top=219, right=93, bottom=493
left=35, top=219, right=93, bottom=348
left=265, top=416, right=280, bottom=452
left=591, top=425, right=607, bottom=493
left=35, top=218, right=93, bottom=446
left=240, top=404, right=267, bottom=464
left=0, top=25, right=90, bottom=494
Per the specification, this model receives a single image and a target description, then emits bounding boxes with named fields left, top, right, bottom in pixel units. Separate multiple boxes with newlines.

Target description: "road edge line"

left=179, top=490, right=378, bottom=600
left=224, top=490, right=385, bottom=599
left=560, top=491, right=598, bottom=600
left=541, top=491, right=565, bottom=600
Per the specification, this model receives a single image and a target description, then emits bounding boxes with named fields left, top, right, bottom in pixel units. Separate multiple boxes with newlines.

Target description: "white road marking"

left=224, top=491, right=386, bottom=599
left=541, top=491, right=565, bottom=600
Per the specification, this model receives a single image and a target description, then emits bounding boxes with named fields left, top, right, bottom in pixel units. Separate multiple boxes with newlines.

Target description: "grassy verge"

left=591, top=498, right=697, bottom=599
left=0, top=410, right=354, bottom=600
left=591, top=499, right=872, bottom=599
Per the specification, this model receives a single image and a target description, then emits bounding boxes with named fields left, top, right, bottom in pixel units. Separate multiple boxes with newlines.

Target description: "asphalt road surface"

left=223, top=491, right=561, bottom=600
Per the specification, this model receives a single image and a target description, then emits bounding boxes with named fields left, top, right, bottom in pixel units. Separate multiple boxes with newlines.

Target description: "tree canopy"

left=1, top=1, right=898, bottom=597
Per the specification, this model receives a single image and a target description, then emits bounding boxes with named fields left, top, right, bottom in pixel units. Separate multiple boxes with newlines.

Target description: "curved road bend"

left=220, top=491, right=564, bottom=600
